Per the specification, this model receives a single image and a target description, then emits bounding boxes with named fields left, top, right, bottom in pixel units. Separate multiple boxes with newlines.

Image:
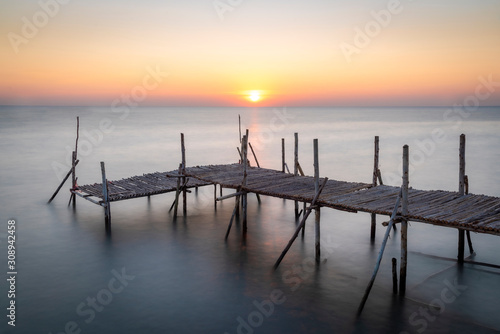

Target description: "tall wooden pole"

left=242, top=133, right=248, bottom=231
left=294, top=133, right=299, bottom=219
left=458, top=134, right=466, bottom=263
left=399, top=145, right=409, bottom=295
left=238, top=114, right=242, bottom=144
left=71, top=151, right=76, bottom=207
left=71, top=117, right=80, bottom=207
left=371, top=136, right=379, bottom=241
left=373, top=136, right=379, bottom=186
left=214, top=184, right=217, bottom=210
left=174, top=164, right=181, bottom=219
left=100, top=162, right=111, bottom=227
left=181, top=133, right=187, bottom=216
left=314, top=139, right=321, bottom=263
left=281, top=138, right=285, bottom=173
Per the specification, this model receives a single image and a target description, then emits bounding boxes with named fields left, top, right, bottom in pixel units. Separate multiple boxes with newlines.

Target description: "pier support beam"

left=371, top=136, right=380, bottom=241
left=70, top=151, right=76, bottom=207
left=274, top=178, right=328, bottom=269
left=69, top=117, right=80, bottom=207
left=370, top=214, right=377, bottom=242
left=48, top=160, right=80, bottom=203
left=294, top=133, right=299, bottom=219
left=357, top=188, right=402, bottom=315
left=181, top=133, right=187, bottom=216
left=214, top=184, right=217, bottom=210
left=314, top=139, right=321, bottom=263
left=242, top=132, right=249, bottom=232
left=100, top=161, right=111, bottom=228
left=399, top=145, right=409, bottom=296
left=458, top=134, right=466, bottom=263
left=281, top=138, right=286, bottom=173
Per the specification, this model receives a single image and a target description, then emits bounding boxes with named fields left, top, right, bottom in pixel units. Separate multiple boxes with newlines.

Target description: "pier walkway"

left=74, top=163, right=500, bottom=236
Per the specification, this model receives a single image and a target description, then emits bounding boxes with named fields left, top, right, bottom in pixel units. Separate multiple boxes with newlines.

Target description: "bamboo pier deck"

left=75, top=163, right=500, bottom=236
left=184, top=164, right=500, bottom=236
left=75, top=171, right=210, bottom=203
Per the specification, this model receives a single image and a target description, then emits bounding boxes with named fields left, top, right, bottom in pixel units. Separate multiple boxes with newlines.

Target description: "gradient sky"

left=1, top=0, right=499, bottom=106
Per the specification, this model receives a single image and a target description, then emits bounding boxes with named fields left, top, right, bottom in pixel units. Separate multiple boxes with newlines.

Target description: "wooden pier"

left=184, top=164, right=500, bottom=235
left=48, top=118, right=500, bottom=315
left=74, top=170, right=210, bottom=203
left=65, top=162, right=500, bottom=237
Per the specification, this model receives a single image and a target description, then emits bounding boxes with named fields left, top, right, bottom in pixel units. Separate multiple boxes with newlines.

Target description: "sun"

left=248, top=90, right=261, bottom=102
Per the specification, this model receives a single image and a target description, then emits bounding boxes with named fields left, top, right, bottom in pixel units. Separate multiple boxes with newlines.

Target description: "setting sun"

left=248, top=91, right=261, bottom=102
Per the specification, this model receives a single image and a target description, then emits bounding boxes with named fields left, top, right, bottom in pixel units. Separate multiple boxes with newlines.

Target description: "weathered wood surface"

left=76, top=170, right=210, bottom=202
left=183, top=164, right=500, bottom=235
left=75, top=163, right=500, bottom=235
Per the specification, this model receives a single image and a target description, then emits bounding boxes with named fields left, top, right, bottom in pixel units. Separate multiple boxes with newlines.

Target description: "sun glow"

left=248, top=91, right=261, bottom=102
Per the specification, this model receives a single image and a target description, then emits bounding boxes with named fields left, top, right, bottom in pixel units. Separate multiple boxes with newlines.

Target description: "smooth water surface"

left=0, top=106, right=499, bottom=334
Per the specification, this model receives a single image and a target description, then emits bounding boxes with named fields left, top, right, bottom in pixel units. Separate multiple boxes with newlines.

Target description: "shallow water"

left=0, top=106, right=499, bottom=333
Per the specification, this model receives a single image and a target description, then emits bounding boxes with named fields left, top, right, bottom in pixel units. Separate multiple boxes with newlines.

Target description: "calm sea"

left=0, top=106, right=499, bottom=334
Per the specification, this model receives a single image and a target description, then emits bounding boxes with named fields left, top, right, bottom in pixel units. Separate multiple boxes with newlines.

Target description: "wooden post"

left=400, top=145, right=409, bottom=296
left=69, top=117, right=80, bottom=207
left=48, top=160, right=80, bottom=203
left=181, top=133, right=187, bottom=216
left=248, top=142, right=262, bottom=204
left=314, top=139, right=321, bottom=263
left=458, top=134, right=466, bottom=263
left=242, top=133, right=248, bottom=231
left=173, top=164, right=182, bottom=219
left=370, top=214, right=377, bottom=242
left=70, top=151, right=76, bottom=207
left=373, top=136, right=379, bottom=186
left=248, top=142, right=260, bottom=168
left=281, top=138, right=285, bottom=173
left=458, top=230, right=465, bottom=264
left=225, top=135, right=249, bottom=239
left=238, top=114, right=242, bottom=144
left=274, top=178, right=328, bottom=269
left=357, top=188, right=402, bottom=315
left=214, top=184, right=217, bottom=210
left=100, top=162, right=111, bottom=227
left=459, top=134, right=466, bottom=195
left=294, top=133, right=299, bottom=219
left=392, top=258, right=398, bottom=294
left=371, top=136, right=380, bottom=240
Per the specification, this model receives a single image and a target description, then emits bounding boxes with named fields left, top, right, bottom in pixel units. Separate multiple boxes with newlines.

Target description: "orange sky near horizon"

left=1, top=0, right=499, bottom=107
